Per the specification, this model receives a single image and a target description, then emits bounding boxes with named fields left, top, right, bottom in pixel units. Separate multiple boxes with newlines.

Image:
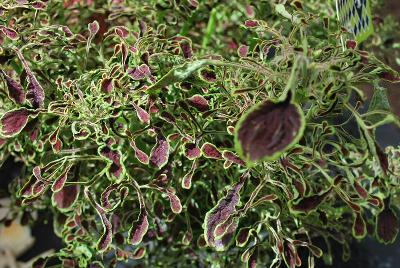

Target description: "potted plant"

left=0, top=1, right=399, bottom=267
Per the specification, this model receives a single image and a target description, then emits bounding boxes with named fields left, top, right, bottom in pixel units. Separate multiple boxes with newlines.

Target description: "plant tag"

left=336, top=0, right=374, bottom=43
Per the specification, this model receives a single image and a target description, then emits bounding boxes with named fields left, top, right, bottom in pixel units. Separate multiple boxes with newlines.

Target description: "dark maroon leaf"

left=51, top=165, right=72, bottom=192
left=100, top=78, right=113, bottom=93
left=201, top=142, right=222, bottom=159
left=128, top=208, right=149, bottom=245
left=236, top=227, right=251, bottom=247
left=199, top=69, right=217, bottom=83
left=184, top=143, right=201, bottom=160
left=150, top=131, right=169, bottom=169
left=353, top=180, right=368, bottom=199
left=235, top=97, right=305, bottom=163
left=0, top=108, right=35, bottom=137
left=100, top=184, right=119, bottom=210
left=187, top=94, right=209, bottom=112
left=290, top=189, right=331, bottom=213
left=129, top=140, right=149, bottom=165
left=375, top=143, right=388, bottom=175
left=52, top=185, right=80, bottom=211
left=84, top=189, right=112, bottom=252
left=222, top=150, right=245, bottom=166
left=115, top=26, right=129, bottom=38
left=179, top=40, right=193, bottom=58
left=244, top=20, right=259, bottom=27
left=203, top=175, right=246, bottom=250
left=100, top=146, right=123, bottom=178
left=128, top=64, right=151, bottom=80
left=238, top=45, right=249, bottom=57
left=88, top=20, right=100, bottom=35
left=346, top=40, right=357, bottom=49
left=166, top=187, right=182, bottom=214
left=15, top=49, right=45, bottom=108
left=376, top=207, right=399, bottom=244
left=0, top=70, right=25, bottom=104
left=352, top=212, right=366, bottom=238
left=132, top=102, right=150, bottom=124
left=132, top=247, right=146, bottom=259
left=0, top=26, right=19, bottom=40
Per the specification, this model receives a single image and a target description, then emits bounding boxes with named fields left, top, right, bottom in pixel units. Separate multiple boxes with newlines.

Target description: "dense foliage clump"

left=0, top=1, right=399, bottom=267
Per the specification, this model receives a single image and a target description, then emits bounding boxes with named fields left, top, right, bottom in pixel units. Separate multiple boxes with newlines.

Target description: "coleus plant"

left=0, top=0, right=399, bottom=267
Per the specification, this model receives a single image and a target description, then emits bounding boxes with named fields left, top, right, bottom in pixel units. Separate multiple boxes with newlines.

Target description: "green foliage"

left=0, top=0, right=400, bottom=267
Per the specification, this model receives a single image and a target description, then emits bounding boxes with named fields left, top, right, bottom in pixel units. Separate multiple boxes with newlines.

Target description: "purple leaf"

left=129, top=140, right=149, bottom=165
left=115, top=26, right=129, bottom=39
left=376, top=206, right=399, bottom=244
left=352, top=212, right=366, bottom=238
left=100, top=146, right=123, bottom=178
left=88, top=20, right=100, bottom=35
left=132, top=247, right=146, bottom=259
left=290, top=189, right=331, bottom=213
left=160, top=111, right=176, bottom=124
left=187, top=94, right=209, bottom=112
left=132, top=102, right=150, bottom=124
left=15, top=48, right=45, bottom=108
left=0, top=26, right=19, bottom=40
left=201, top=142, right=222, bottom=159
left=353, top=180, right=368, bottom=199
left=222, top=150, right=245, bottom=166
left=238, top=45, right=249, bottom=57
left=150, top=132, right=170, bottom=169
left=236, top=227, right=251, bottom=247
left=235, top=97, right=305, bottom=163
left=128, top=64, right=151, bottom=80
left=184, top=143, right=201, bottom=160
left=0, top=108, right=34, bottom=137
left=199, top=69, right=217, bottom=83
left=203, top=176, right=245, bottom=250
left=179, top=40, right=193, bottom=58
left=244, top=20, right=259, bottom=28
left=52, top=185, right=80, bottom=211
left=1, top=70, right=25, bottom=104
left=84, top=189, right=112, bottom=252
left=128, top=209, right=149, bottom=245
left=100, top=184, right=119, bottom=210
left=31, top=1, right=47, bottom=10
left=51, top=164, right=72, bottom=192
left=166, top=188, right=182, bottom=214
left=100, top=78, right=113, bottom=93
left=181, top=160, right=197, bottom=189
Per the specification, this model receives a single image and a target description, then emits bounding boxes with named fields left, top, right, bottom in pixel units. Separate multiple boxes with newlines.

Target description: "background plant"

left=0, top=0, right=399, bottom=267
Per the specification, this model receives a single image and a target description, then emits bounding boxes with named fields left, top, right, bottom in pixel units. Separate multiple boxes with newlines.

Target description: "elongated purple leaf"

left=0, top=26, right=19, bottom=40
left=128, top=64, right=151, bottom=80
left=100, top=146, right=123, bottom=178
left=129, top=140, right=149, bottom=165
left=0, top=108, right=34, bottom=137
left=51, top=164, right=72, bottom=192
left=376, top=207, right=399, bottom=244
left=235, top=97, right=305, bottom=163
left=353, top=212, right=366, bottom=238
left=128, top=209, right=149, bottom=245
left=290, top=189, right=331, bottom=214
left=201, top=142, right=222, bottom=159
left=1, top=70, right=25, bottom=104
left=132, top=102, right=150, bottom=124
left=150, top=132, right=170, bottom=169
left=187, top=95, right=209, bottom=112
left=184, top=143, right=201, bottom=160
left=222, top=150, right=245, bottom=166
left=15, top=48, right=45, bottom=108
left=52, top=185, right=80, bottom=211
left=84, top=189, right=112, bottom=252
left=166, top=188, right=182, bottom=214
left=203, top=176, right=245, bottom=250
